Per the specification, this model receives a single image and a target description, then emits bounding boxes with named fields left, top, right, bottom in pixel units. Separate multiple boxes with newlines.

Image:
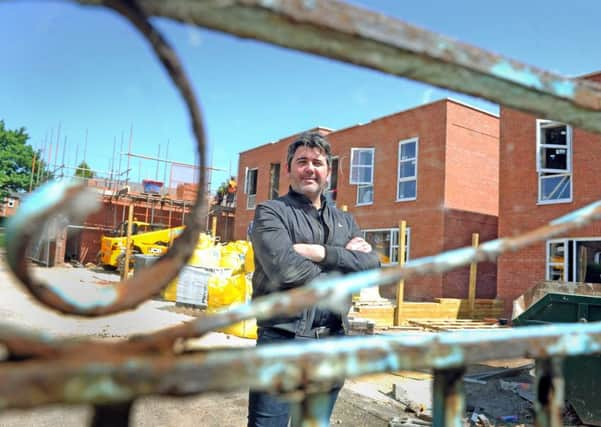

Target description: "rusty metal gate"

left=5, top=1, right=601, bottom=426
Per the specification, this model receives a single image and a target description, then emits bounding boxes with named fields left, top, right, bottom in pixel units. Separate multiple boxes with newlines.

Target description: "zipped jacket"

left=250, top=188, right=380, bottom=334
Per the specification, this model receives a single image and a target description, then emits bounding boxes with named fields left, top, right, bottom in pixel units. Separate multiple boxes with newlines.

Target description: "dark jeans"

left=247, top=327, right=343, bottom=427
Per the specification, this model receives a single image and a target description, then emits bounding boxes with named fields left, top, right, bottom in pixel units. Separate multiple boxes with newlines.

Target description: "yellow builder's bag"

left=219, top=240, right=254, bottom=274
left=161, top=278, right=178, bottom=302
left=207, top=273, right=257, bottom=339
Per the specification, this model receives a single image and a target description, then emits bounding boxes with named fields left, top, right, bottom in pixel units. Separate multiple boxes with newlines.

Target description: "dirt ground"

left=0, top=260, right=571, bottom=426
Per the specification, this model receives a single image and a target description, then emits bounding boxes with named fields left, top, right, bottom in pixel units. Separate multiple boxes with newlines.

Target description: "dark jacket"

left=250, top=189, right=380, bottom=335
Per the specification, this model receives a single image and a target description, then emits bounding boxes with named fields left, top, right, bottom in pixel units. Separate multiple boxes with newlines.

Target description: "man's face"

left=288, top=146, right=331, bottom=201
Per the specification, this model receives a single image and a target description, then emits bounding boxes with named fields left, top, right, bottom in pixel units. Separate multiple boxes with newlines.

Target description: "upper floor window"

left=244, top=168, right=258, bottom=209
left=350, top=148, right=374, bottom=205
left=536, top=120, right=572, bottom=204
left=397, top=138, right=418, bottom=201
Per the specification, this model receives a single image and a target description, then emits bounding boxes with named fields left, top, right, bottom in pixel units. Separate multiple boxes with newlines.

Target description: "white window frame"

left=244, top=167, right=258, bottom=209
left=546, top=239, right=568, bottom=281
left=349, top=147, right=375, bottom=185
left=397, top=137, right=418, bottom=202
left=546, top=237, right=601, bottom=283
left=362, top=227, right=410, bottom=266
left=536, top=120, right=572, bottom=204
left=356, top=184, right=373, bottom=206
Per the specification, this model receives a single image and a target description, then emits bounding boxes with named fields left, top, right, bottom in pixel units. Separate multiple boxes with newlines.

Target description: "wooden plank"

left=394, top=220, right=407, bottom=326
left=407, top=318, right=507, bottom=332
left=468, top=232, right=479, bottom=317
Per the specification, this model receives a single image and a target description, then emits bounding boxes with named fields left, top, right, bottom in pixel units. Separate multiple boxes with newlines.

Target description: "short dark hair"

left=286, top=132, right=332, bottom=171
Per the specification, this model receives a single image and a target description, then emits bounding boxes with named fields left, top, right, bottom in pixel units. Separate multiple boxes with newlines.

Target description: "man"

left=248, top=131, right=380, bottom=426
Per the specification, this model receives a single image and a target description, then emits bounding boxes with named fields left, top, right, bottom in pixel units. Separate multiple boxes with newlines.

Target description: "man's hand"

left=345, top=237, right=372, bottom=253
left=293, top=243, right=326, bottom=262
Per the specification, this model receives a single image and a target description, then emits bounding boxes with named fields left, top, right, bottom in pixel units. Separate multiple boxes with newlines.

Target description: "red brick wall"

left=332, top=99, right=448, bottom=300
left=442, top=209, right=498, bottom=299
left=236, top=100, right=500, bottom=301
left=0, top=197, right=20, bottom=218
left=444, top=102, right=499, bottom=216
left=498, top=105, right=601, bottom=315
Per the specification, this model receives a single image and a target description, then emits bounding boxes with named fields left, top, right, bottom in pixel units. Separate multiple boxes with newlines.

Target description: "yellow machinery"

left=97, top=221, right=184, bottom=270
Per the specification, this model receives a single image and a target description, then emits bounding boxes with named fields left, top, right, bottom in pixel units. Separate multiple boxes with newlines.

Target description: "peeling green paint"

left=552, top=79, right=576, bottom=98
left=491, top=61, right=543, bottom=90
left=65, top=375, right=132, bottom=403
left=551, top=200, right=601, bottom=225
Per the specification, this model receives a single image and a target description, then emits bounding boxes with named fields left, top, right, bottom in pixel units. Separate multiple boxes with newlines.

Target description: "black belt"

left=296, top=326, right=334, bottom=339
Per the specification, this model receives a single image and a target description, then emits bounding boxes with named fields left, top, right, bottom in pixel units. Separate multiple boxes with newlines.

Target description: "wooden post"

left=468, top=233, right=479, bottom=318
left=394, top=220, right=407, bottom=326
left=122, top=203, right=134, bottom=280
left=211, top=215, right=217, bottom=237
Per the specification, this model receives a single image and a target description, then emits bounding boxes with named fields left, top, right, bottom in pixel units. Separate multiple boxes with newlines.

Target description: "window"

left=325, top=157, right=339, bottom=204
left=547, top=240, right=569, bottom=281
left=269, top=163, right=280, bottom=200
left=536, top=120, right=572, bottom=203
left=350, top=148, right=374, bottom=205
left=244, top=168, right=258, bottom=209
left=362, top=227, right=410, bottom=266
left=397, top=138, right=417, bottom=201
left=357, top=184, right=373, bottom=205
left=350, top=148, right=374, bottom=185
left=546, top=238, right=601, bottom=283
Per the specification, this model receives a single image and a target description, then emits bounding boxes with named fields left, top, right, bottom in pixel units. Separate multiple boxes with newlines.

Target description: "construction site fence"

left=4, top=0, right=601, bottom=425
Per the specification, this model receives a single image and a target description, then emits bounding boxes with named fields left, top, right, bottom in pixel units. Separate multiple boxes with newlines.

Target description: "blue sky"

left=2, top=1, right=601, bottom=191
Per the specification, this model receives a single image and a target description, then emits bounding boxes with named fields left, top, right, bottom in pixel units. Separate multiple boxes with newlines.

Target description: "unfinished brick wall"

left=444, top=101, right=499, bottom=217
left=71, top=198, right=189, bottom=264
left=498, top=87, right=601, bottom=314
left=442, top=209, right=498, bottom=299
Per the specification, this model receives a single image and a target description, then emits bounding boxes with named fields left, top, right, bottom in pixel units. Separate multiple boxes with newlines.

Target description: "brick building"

left=498, top=72, right=601, bottom=314
left=67, top=191, right=193, bottom=264
left=236, top=99, right=499, bottom=301
left=0, top=192, right=21, bottom=220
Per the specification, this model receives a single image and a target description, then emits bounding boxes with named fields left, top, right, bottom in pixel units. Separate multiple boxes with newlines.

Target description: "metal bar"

left=0, top=322, right=599, bottom=409
left=132, top=198, right=601, bottom=345
left=432, top=368, right=465, bottom=427
left=77, top=0, right=601, bottom=134
left=5, top=194, right=601, bottom=357
left=3, top=0, right=209, bottom=318
left=5, top=1, right=601, bottom=423
left=534, top=358, right=564, bottom=427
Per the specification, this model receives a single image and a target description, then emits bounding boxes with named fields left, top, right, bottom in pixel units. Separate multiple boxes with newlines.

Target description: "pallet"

left=406, top=318, right=508, bottom=332
left=375, top=325, right=426, bottom=334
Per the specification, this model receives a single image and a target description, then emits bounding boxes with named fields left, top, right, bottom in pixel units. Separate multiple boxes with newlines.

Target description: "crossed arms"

left=251, top=203, right=380, bottom=289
